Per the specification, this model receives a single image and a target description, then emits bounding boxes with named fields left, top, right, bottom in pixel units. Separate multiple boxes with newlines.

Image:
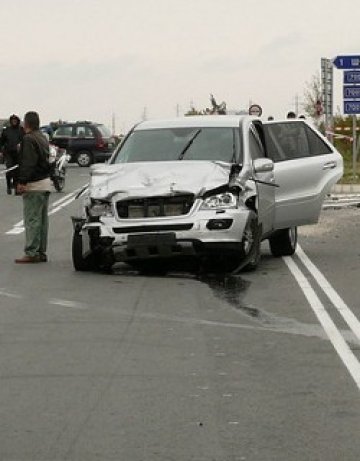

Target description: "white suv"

left=72, top=116, right=343, bottom=272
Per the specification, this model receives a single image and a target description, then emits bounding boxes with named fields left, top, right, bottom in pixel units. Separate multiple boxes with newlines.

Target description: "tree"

left=303, top=73, right=323, bottom=122
left=184, top=94, right=227, bottom=116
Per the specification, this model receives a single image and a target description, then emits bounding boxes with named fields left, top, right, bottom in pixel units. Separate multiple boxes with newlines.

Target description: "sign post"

left=321, top=58, right=333, bottom=140
left=333, top=55, right=360, bottom=178
left=352, top=116, right=357, bottom=178
left=248, top=104, right=263, bottom=117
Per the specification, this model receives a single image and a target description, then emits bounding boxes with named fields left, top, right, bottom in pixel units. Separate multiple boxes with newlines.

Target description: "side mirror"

left=253, top=158, right=274, bottom=174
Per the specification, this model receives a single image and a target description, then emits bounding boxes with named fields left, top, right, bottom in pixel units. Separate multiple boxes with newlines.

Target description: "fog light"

left=206, top=219, right=233, bottom=230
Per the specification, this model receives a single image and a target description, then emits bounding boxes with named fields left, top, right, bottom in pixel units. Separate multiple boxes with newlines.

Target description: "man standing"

left=0, top=114, right=24, bottom=194
left=15, top=112, right=51, bottom=264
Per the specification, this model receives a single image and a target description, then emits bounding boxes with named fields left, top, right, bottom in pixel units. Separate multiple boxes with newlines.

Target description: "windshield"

left=112, top=127, right=241, bottom=163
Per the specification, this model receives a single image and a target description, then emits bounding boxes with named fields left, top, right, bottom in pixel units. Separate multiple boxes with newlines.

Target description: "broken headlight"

left=88, top=199, right=114, bottom=217
left=201, top=192, right=238, bottom=210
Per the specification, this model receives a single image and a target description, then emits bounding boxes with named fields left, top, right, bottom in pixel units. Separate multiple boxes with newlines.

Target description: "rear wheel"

left=72, top=232, right=97, bottom=271
left=269, top=226, right=298, bottom=257
left=76, top=150, right=93, bottom=167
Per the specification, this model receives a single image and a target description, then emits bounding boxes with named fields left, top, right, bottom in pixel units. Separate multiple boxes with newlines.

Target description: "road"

left=1, top=165, right=360, bottom=461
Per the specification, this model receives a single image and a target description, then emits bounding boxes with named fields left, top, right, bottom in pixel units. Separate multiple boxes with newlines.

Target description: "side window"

left=54, top=126, right=73, bottom=137
left=305, top=125, right=332, bottom=156
left=264, top=122, right=310, bottom=162
left=249, top=130, right=265, bottom=160
left=75, top=125, right=94, bottom=138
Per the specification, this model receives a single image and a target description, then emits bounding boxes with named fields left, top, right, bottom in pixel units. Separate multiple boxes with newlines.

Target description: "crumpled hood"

left=89, top=161, right=232, bottom=200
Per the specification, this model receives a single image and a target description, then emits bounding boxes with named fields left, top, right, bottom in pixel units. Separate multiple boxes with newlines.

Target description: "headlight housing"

left=201, top=192, right=238, bottom=210
left=88, top=199, right=114, bottom=217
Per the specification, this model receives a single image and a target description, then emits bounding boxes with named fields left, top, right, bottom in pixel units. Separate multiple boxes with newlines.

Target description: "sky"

left=0, top=0, right=359, bottom=132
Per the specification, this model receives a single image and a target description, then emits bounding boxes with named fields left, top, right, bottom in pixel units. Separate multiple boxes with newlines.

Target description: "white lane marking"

left=326, top=197, right=360, bottom=203
left=283, top=255, right=360, bottom=390
left=49, top=298, right=87, bottom=309
left=0, top=164, right=19, bottom=176
left=6, top=223, right=24, bottom=235
left=297, top=245, right=360, bottom=343
left=6, top=185, right=86, bottom=235
left=0, top=289, right=22, bottom=299
left=51, top=193, right=78, bottom=208
left=323, top=202, right=360, bottom=210
left=48, top=196, right=78, bottom=216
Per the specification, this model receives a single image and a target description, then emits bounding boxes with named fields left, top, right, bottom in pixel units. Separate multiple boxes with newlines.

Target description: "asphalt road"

left=1, top=165, right=360, bottom=461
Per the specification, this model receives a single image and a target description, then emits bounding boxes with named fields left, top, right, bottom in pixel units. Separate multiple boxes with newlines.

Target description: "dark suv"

left=52, top=121, right=115, bottom=167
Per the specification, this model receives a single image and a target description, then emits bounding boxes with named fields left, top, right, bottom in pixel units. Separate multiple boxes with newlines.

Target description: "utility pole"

left=176, top=103, right=180, bottom=117
left=295, top=94, right=299, bottom=116
left=142, top=107, right=148, bottom=121
left=111, top=112, right=116, bottom=135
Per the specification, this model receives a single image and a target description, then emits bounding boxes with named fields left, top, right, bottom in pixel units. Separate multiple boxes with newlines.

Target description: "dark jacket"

left=0, top=116, right=24, bottom=167
left=18, top=130, right=50, bottom=184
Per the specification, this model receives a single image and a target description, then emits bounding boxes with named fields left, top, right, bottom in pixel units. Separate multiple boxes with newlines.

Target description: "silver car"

left=72, top=116, right=343, bottom=272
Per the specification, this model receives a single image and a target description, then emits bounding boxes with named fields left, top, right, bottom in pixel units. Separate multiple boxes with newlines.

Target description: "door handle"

left=323, top=161, right=337, bottom=170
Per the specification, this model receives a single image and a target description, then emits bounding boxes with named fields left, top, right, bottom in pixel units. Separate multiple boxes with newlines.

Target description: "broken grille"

left=116, top=195, right=195, bottom=219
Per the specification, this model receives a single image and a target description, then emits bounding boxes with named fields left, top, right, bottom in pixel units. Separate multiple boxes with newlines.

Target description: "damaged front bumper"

left=72, top=206, right=253, bottom=263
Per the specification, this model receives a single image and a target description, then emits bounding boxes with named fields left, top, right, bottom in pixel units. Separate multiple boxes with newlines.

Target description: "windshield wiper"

left=178, top=129, right=202, bottom=160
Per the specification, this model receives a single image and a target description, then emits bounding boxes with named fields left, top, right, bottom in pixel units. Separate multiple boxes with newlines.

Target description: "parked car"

left=52, top=121, right=115, bottom=167
left=71, top=116, right=343, bottom=272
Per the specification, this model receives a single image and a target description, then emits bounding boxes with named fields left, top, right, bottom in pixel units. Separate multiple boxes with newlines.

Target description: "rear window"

left=54, top=125, right=73, bottom=137
left=264, top=122, right=332, bottom=162
left=96, top=125, right=112, bottom=138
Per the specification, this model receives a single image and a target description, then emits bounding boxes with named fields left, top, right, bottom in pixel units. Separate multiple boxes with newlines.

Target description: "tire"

left=242, top=221, right=261, bottom=272
left=53, top=176, right=65, bottom=192
left=269, top=226, right=298, bottom=257
left=72, top=232, right=97, bottom=271
left=203, top=218, right=261, bottom=274
left=76, top=150, right=93, bottom=167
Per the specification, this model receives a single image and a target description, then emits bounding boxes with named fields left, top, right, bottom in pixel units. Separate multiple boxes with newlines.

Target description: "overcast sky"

left=0, top=0, right=359, bottom=131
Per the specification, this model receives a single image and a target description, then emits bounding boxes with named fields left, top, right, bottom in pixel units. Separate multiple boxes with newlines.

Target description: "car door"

left=74, top=124, right=95, bottom=151
left=248, top=125, right=275, bottom=235
left=263, top=120, right=343, bottom=229
left=52, top=125, right=74, bottom=149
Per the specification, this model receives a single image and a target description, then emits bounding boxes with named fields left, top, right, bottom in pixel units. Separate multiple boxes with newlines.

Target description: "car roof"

left=134, top=115, right=250, bottom=130
left=55, top=121, right=103, bottom=127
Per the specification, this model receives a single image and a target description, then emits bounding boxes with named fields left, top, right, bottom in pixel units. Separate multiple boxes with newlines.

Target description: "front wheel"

left=72, top=232, right=97, bottom=271
left=76, top=150, right=93, bottom=167
left=53, top=175, right=65, bottom=192
left=242, top=221, right=261, bottom=272
left=269, top=227, right=298, bottom=257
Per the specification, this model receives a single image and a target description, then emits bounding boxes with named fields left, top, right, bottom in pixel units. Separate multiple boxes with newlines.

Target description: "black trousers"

left=4, top=152, right=18, bottom=190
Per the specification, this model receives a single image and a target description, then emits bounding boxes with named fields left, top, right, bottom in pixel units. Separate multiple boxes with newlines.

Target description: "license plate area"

left=127, top=232, right=176, bottom=247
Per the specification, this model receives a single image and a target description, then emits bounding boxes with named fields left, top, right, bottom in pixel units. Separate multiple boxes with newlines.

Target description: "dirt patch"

left=299, top=208, right=360, bottom=238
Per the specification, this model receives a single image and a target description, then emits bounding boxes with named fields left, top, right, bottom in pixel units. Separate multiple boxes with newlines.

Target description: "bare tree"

left=303, top=73, right=322, bottom=122
left=185, top=94, right=227, bottom=116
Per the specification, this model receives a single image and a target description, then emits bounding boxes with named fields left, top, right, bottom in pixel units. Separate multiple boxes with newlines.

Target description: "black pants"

left=4, top=152, right=18, bottom=190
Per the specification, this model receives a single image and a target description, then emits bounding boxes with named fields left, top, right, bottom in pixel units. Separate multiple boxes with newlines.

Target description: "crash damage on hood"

left=88, top=161, right=246, bottom=201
